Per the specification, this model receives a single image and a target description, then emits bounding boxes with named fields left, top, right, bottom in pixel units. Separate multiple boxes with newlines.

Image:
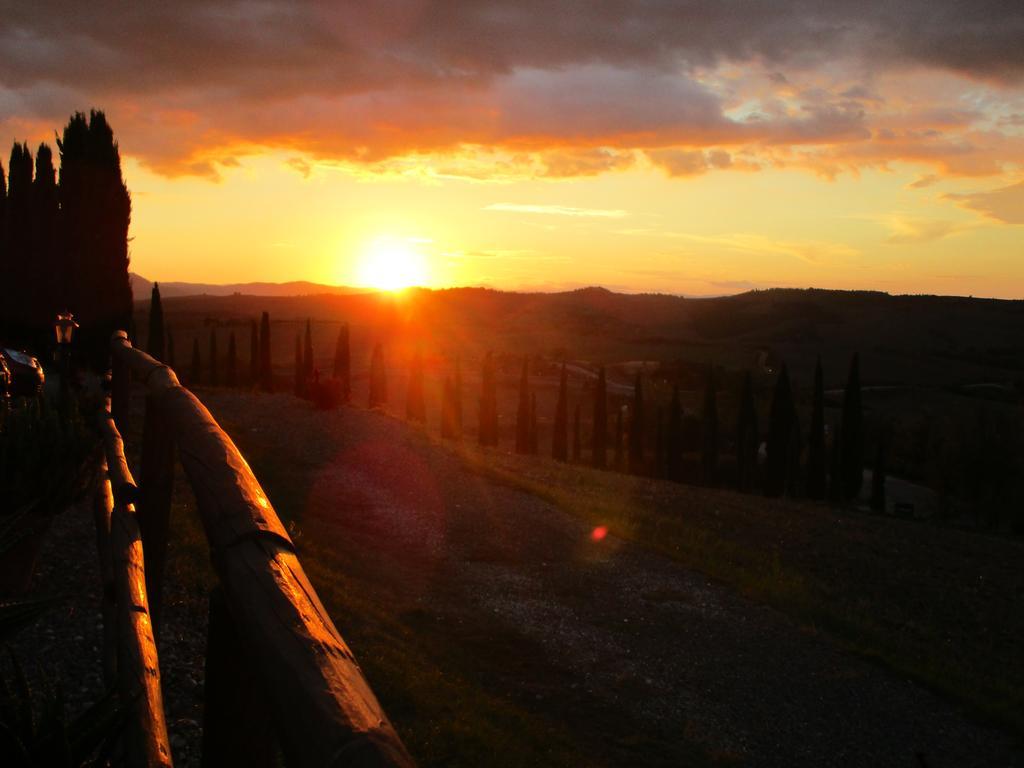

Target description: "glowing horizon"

left=3, top=3, right=1023, bottom=299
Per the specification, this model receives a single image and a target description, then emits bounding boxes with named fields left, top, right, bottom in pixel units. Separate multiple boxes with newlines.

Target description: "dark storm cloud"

left=1, top=1, right=1021, bottom=175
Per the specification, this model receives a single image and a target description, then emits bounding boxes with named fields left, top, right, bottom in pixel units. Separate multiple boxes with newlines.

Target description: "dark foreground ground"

left=12, top=389, right=1022, bottom=767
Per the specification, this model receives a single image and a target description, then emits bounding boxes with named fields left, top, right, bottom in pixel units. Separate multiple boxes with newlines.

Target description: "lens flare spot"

left=591, top=525, right=608, bottom=542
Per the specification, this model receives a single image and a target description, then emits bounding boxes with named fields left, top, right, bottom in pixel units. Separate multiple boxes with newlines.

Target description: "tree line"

left=0, top=110, right=131, bottom=365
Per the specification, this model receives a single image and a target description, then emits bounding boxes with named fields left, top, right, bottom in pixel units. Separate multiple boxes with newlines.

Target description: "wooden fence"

left=95, top=330, right=414, bottom=767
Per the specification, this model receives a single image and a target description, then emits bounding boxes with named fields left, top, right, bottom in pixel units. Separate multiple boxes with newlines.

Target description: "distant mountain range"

left=130, top=272, right=370, bottom=299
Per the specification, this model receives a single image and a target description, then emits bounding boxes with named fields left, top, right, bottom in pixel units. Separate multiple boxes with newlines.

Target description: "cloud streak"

left=484, top=203, right=629, bottom=218
left=1, top=2, right=1023, bottom=181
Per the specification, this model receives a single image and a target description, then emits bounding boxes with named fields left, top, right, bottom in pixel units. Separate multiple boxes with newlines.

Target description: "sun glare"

left=355, top=236, right=430, bottom=291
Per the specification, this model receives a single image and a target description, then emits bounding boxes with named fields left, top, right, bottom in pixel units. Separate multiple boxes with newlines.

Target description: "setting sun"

left=355, top=236, right=430, bottom=291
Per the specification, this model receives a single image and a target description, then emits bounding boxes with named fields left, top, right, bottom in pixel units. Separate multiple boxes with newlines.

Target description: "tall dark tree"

left=805, top=357, right=827, bottom=499
left=454, top=356, right=463, bottom=435
left=529, top=392, right=539, bottom=454
left=870, top=433, right=887, bottom=513
left=190, top=337, right=201, bottom=386
left=701, top=365, right=719, bottom=486
left=828, top=423, right=844, bottom=503
left=368, top=343, right=387, bottom=408
left=441, top=376, right=457, bottom=439
left=614, top=407, right=624, bottom=471
left=0, top=159, right=6, bottom=311
left=249, top=319, right=259, bottom=386
left=667, top=386, right=683, bottom=482
left=786, top=410, right=803, bottom=497
left=294, top=335, right=304, bottom=397
left=146, top=283, right=165, bottom=360
left=4, top=143, right=32, bottom=344
left=406, top=350, right=426, bottom=423
left=333, top=323, right=350, bottom=402
left=735, top=373, right=759, bottom=492
left=302, top=319, right=314, bottom=394
left=208, top=329, right=219, bottom=387
left=30, top=143, right=59, bottom=342
left=259, top=311, right=272, bottom=391
left=572, top=403, right=582, bottom=462
left=226, top=331, right=237, bottom=387
left=478, top=352, right=498, bottom=446
left=765, top=364, right=795, bottom=497
left=515, top=357, right=531, bottom=454
left=57, top=111, right=132, bottom=366
left=592, top=366, right=608, bottom=469
left=628, top=372, right=645, bottom=474
left=655, top=407, right=666, bottom=479
left=552, top=363, right=568, bottom=461
left=166, top=329, right=176, bottom=370
left=840, top=353, right=864, bottom=501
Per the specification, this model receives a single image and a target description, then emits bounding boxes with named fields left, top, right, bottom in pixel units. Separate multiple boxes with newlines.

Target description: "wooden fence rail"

left=96, top=330, right=414, bottom=767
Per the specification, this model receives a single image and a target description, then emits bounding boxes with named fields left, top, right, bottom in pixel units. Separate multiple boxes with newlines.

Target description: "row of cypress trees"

left=409, top=351, right=867, bottom=505
left=0, top=111, right=131, bottom=365
left=145, top=284, right=353, bottom=400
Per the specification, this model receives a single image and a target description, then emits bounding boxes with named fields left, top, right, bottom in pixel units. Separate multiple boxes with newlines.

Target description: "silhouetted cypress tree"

left=226, top=331, right=237, bottom=387
left=30, top=143, right=58, bottom=342
left=209, top=329, right=219, bottom=387
left=302, top=319, right=314, bottom=396
left=593, top=366, right=607, bottom=469
left=666, top=386, right=682, bottom=481
left=614, top=407, right=624, bottom=471
left=369, top=343, right=387, bottom=408
left=805, top=357, right=827, bottom=499
left=190, top=337, right=201, bottom=386
left=57, top=111, right=132, bottom=366
left=628, top=372, right=645, bottom=474
left=454, top=356, right=463, bottom=435
left=529, top=392, right=538, bottom=454
left=736, top=373, right=759, bottom=492
left=572, top=403, right=582, bottom=462
left=146, top=283, right=165, bottom=360
left=259, top=311, right=272, bottom=391
left=249, top=319, right=259, bottom=386
left=870, top=434, right=887, bottom=513
left=441, top=376, right=456, bottom=439
left=841, top=353, right=864, bottom=500
left=552, top=363, right=568, bottom=461
left=479, top=352, right=498, bottom=446
left=515, top=357, right=531, bottom=454
left=655, top=407, right=666, bottom=479
left=786, top=410, right=803, bottom=497
left=4, top=143, right=31, bottom=344
left=333, top=323, right=350, bottom=402
left=701, top=366, right=719, bottom=486
left=0, top=160, right=6, bottom=320
left=166, top=329, right=175, bottom=370
left=828, top=423, right=844, bottom=503
left=406, top=350, right=426, bottom=423
left=765, top=364, right=794, bottom=497
left=294, top=335, right=303, bottom=397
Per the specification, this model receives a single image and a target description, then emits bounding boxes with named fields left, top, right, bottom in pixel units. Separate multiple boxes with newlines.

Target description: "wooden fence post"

left=201, top=587, right=276, bottom=768
left=93, top=470, right=118, bottom=688
left=111, top=500, right=174, bottom=768
left=138, top=394, right=174, bottom=633
left=111, top=335, right=130, bottom=433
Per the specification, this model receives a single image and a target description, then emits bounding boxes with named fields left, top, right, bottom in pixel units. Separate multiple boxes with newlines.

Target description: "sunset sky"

left=2, top=2, right=1023, bottom=297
